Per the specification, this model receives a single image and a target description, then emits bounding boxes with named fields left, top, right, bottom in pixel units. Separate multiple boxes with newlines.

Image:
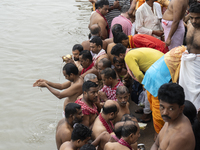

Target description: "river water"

left=0, top=0, right=91, bottom=149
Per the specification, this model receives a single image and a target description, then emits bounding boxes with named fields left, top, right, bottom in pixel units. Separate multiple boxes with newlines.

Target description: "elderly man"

left=92, top=100, right=119, bottom=139
left=151, top=83, right=195, bottom=150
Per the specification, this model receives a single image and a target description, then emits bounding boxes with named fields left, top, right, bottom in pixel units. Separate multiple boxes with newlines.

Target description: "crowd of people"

left=33, top=0, right=200, bottom=149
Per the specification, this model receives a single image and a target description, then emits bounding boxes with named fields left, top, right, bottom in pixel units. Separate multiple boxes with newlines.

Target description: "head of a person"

left=71, top=123, right=92, bottom=148
left=121, top=114, right=138, bottom=122
left=114, top=121, right=125, bottom=139
left=112, top=24, right=123, bottom=41
left=90, top=24, right=101, bottom=37
left=120, top=5, right=130, bottom=14
left=96, top=0, right=109, bottom=16
left=65, top=103, right=83, bottom=124
left=114, top=32, right=129, bottom=47
left=82, top=81, right=98, bottom=102
left=84, top=73, right=98, bottom=85
left=63, top=63, right=79, bottom=82
left=80, top=144, right=96, bottom=150
left=113, top=57, right=123, bottom=72
left=189, top=2, right=200, bottom=29
left=116, top=86, right=130, bottom=107
left=121, top=121, right=140, bottom=144
left=183, top=100, right=197, bottom=125
left=97, top=58, right=111, bottom=74
left=158, top=83, right=185, bottom=122
left=102, top=100, right=119, bottom=120
left=90, top=36, right=103, bottom=54
left=72, top=44, right=83, bottom=61
left=79, top=50, right=93, bottom=69
left=100, top=68, right=117, bottom=86
left=111, top=43, right=126, bottom=62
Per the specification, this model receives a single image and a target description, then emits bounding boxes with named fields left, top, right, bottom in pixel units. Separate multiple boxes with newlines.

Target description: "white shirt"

left=135, top=2, right=162, bottom=39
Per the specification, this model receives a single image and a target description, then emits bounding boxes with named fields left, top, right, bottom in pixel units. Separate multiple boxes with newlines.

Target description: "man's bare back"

left=162, top=0, right=188, bottom=21
left=152, top=114, right=195, bottom=150
left=186, top=23, right=200, bottom=54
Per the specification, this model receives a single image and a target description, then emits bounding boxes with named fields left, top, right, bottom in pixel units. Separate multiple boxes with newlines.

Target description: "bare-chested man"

left=92, top=100, right=119, bottom=139
left=56, top=103, right=83, bottom=149
left=162, top=0, right=193, bottom=50
left=114, top=86, right=130, bottom=123
left=90, top=36, right=109, bottom=67
left=91, top=121, right=124, bottom=150
left=89, top=0, right=109, bottom=40
left=113, top=57, right=127, bottom=81
left=82, top=24, right=108, bottom=51
left=104, top=120, right=140, bottom=150
left=33, top=63, right=83, bottom=111
left=60, top=123, right=92, bottom=150
left=179, top=3, right=200, bottom=113
left=151, top=83, right=195, bottom=150
left=75, top=81, right=99, bottom=128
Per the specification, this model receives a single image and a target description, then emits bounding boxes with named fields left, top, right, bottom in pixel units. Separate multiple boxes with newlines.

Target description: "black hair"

left=113, top=57, right=121, bottom=64
left=121, top=5, right=130, bottom=13
left=112, top=24, right=123, bottom=40
left=80, top=144, right=96, bottom=150
left=63, top=63, right=79, bottom=75
left=65, top=103, right=81, bottom=118
left=90, top=25, right=101, bottom=35
left=82, top=81, right=98, bottom=92
left=102, top=103, right=118, bottom=114
left=71, top=123, right=92, bottom=141
left=111, top=43, right=126, bottom=56
left=116, top=86, right=129, bottom=95
left=99, top=58, right=111, bottom=68
left=96, top=0, right=109, bottom=9
left=158, top=83, right=185, bottom=106
left=90, top=36, right=103, bottom=47
left=114, top=32, right=128, bottom=44
left=79, top=50, right=93, bottom=62
left=189, top=2, right=200, bottom=13
left=121, top=121, right=138, bottom=137
left=183, top=100, right=197, bottom=124
left=121, top=114, right=136, bottom=121
left=72, top=44, right=83, bottom=52
left=114, top=121, right=124, bottom=139
left=101, top=68, right=117, bottom=79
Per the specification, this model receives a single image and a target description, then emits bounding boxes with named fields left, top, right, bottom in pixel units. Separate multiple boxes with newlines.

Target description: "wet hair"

left=80, top=144, right=96, bottom=150
left=72, top=44, right=83, bottom=52
left=121, top=114, right=136, bottom=121
left=96, top=0, right=109, bottom=9
left=90, top=36, right=103, bottom=47
left=99, top=58, right=111, bottom=68
left=183, top=100, right=197, bottom=124
left=84, top=73, right=97, bottom=82
left=90, top=25, right=101, bottom=35
left=102, top=103, right=118, bottom=114
left=121, top=121, right=138, bottom=137
left=65, top=103, right=81, bottom=118
left=121, top=5, right=130, bottom=13
left=101, top=68, right=117, bottom=79
left=79, top=50, right=93, bottom=62
left=111, top=43, right=126, bottom=56
left=114, top=32, right=128, bottom=43
left=82, top=81, right=98, bottom=92
left=112, top=24, right=123, bottom=43
left=114, top=121, right=125, bottom=139
left=71, top=123, right=92, bottom=141
left=158, top=83, right=185, bottom=106
left=63, top=63, right=79, bottom=75
left=116, top=86, right=129, bottom=95
left=189, top=2, right=200, bottom=13
left=113, top=57, right=121, bottom=64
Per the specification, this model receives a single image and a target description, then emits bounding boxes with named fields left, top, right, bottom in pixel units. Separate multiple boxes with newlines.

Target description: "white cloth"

left=135, top=2, right=162, bottom=39
left=131, top=22, right=136, bottom=36
left=179, top=51, right=200, bottom=110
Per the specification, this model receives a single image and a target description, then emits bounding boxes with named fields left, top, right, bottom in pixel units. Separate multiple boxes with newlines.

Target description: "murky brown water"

left=0, top=0, right=92, bottom=149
